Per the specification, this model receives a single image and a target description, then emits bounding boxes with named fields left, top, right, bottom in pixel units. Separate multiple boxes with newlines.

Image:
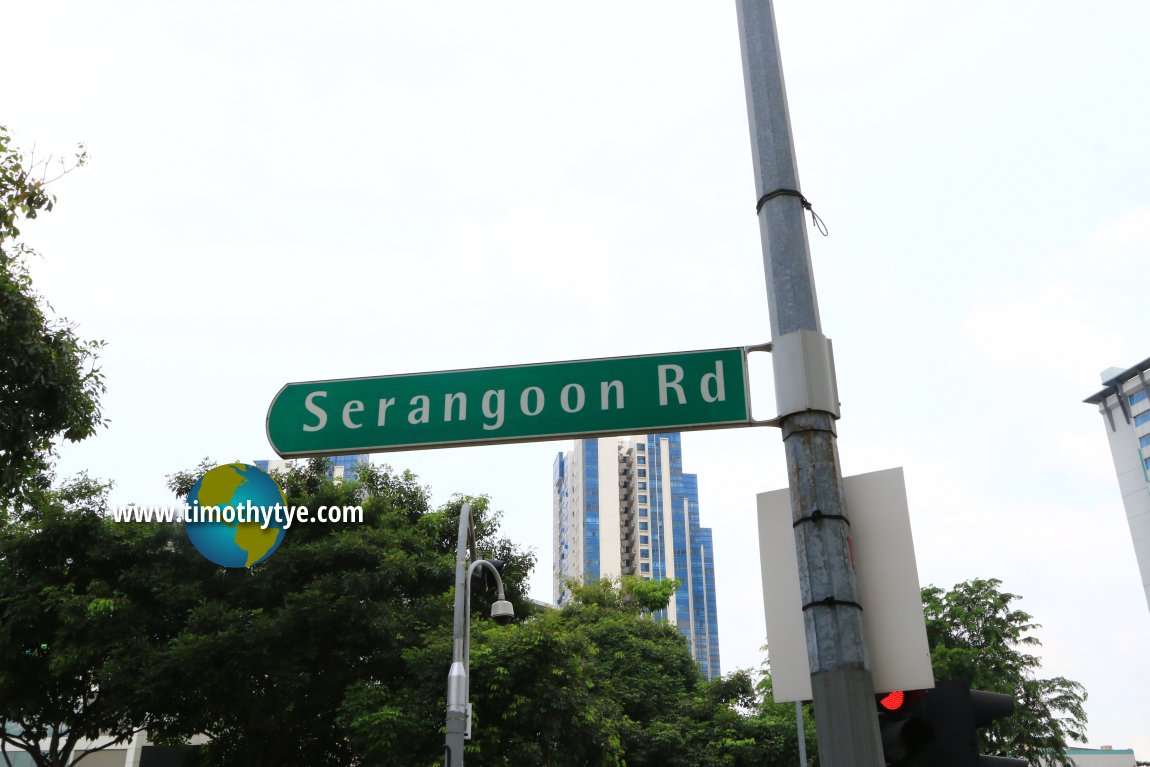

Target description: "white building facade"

left=1066, top=746, right=1137, bottom=767
left=1085, top=357, right=1150, bottom=612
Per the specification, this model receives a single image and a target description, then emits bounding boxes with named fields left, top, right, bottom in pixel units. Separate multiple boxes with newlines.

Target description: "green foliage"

left=0, top=126, right=103, bottom=508
left=753, top=673, right=818, bottom=766
left=464, top=607, right=629, bottom=767
left=0, top=474, right=202, bottom=767
left=5, top=453, right=812, bottom=766
left=565, top=574, right=679, bottom=613
left=922, top=578, right=1088, bottom=767
left=149, top=459, right=534, bottom=767
left=400, top=576, right=809, bottom=767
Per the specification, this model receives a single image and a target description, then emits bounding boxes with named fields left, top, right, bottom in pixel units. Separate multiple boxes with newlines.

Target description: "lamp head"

left=490, top=599, right=515, bottom=626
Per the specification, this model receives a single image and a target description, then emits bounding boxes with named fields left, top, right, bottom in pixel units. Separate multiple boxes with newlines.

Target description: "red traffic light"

left=880, top=690, right=905, bottom=711
left=876, top=689, right=933, bottom=764
left=876, top=689, right=927, bottom=712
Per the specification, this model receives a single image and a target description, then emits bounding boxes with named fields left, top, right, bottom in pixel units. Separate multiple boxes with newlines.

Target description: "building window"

left=638, top=494, right=647, bottom=503
left=635, top=443, right=644, bottom=451
left=1131, top=390, right=1149, bottom=407
left=637, top=469, right=647, bottom=477
left=1145, top=456, right=1150, bottom=471
left=639, top=535, right=649, bottom=545
left=640, top=563, right=650, bottom=573
left=638, top=482, right=646, bottom=490
left=639, top=521, right=649, bottom=531
left=636, top=455, right=646, bottom=465
left=1141, top=434, right=1150, bottom=449
left=640, top=548, right=649, bottom=558
left=1136, top=411, right=1150, bottom=427
left=639, top=508, right=647, bottom=517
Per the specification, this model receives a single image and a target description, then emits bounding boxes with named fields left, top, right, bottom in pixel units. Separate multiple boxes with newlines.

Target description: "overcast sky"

left=9, top=0, right=1149, bottom=755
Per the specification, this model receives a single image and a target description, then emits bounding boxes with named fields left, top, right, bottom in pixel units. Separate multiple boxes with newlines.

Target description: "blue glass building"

left=254, top=454, right=371, bottom=482
left=553, top=433, right=721, bottom=679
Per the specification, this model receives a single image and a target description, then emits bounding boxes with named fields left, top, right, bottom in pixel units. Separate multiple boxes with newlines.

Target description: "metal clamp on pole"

left=771, top=329, right=840, bottom=420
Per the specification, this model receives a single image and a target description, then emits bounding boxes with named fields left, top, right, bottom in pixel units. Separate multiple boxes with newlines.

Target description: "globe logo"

left=184, top=463, right=288, bottom=567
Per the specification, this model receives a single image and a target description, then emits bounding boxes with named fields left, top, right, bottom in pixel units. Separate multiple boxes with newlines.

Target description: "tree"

left=563, top=572, right=679, bottom=612
left=752, top=673, right=819, bottom=767
left=0, top=474, right=201, bottom=767
left=3, top=454, right=811, bottom=766
left=149, top=459, right=535, bottom=767
left=921, top=578, right=1088, bottom=767
left=0, top=126, right=104, bottom=509
left=442, top=605, right=628, bottom=767
left=378, top=575, right=805, bottom=767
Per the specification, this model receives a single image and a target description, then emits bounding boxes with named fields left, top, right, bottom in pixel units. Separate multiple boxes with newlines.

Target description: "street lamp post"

left=445, top=502, right=514, bottom=767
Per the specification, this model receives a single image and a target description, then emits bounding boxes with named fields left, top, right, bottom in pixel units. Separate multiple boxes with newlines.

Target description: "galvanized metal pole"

left=794, top=701, right=808, bottom=767
left=444, top=503, right=471, bottom=767
left=734, top=2, right=884, bottom=764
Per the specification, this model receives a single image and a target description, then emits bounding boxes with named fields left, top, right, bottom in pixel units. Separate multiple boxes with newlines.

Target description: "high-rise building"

left=254, top=454, right=372, bottom=482
left=553, top=432, right=720, bottom=679
left=1084, top=357, right=1150, bottom=612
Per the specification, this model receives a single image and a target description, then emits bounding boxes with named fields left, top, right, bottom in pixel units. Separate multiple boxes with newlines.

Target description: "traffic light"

left=470, top=558, right=505, bottom=593
left=876, top=689, right=933, bottom=766
left=877, top=681, right=1027, bottom=767
left=965, top=684, right=1028, bottom=767
left=925, top=680, right=1027, bottom=767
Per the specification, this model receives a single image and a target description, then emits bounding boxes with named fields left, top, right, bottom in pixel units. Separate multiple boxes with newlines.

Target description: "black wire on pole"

left=756, top=188, right=829, bottom=236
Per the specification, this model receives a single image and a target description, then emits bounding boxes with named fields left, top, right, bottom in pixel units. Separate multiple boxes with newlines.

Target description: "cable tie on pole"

left=755, top=188, right=829, bottom=236
left=792, top=509, right=850, bottom=528
left=801, top=596, right=863, bottom=612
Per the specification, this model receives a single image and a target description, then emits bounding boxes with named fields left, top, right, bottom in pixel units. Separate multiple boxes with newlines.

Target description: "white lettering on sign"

left=294, top=362, right=732, bottom=436
left=561, top=383, right=585, bottom=413
left=304, top=391, right=328, bottom=431
left=482, top=389, right=505, bottom=430
left=444, top=392, right=467, bottom=422
left=658, top=365, right=686, bottom=406
left=601, top=380, right=624, bottom=410
left=342, top=400, right=364, bottom=429
left=409, top=395, right=430, bottom=424
left=701, top=361, right=726, bottom=403
left=377, top=397, right=396, bottom=426
left=520, top=386, right=544, bottom=416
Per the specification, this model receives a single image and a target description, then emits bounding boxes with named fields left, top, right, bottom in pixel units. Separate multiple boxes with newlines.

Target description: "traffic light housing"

left=876, top=689, right=933, bottom=766
left=966, top=685, right=1027, bottom=767
left=877, top=681, right=1026, bottom=767
left=470, top=558, right=505, bottom=593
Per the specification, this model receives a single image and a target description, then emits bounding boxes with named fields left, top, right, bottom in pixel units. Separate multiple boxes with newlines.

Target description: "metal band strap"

left=802, top=596, right=863, bottom=612
left=755, top=188, right=829, bottom=236
left=796, top=509, right=858, bottom=612
left=792, top=509, right=850, bottom=528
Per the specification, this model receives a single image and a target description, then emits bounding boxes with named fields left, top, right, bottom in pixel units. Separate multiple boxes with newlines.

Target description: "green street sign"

left=266, top=347, right=753, bottom=457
